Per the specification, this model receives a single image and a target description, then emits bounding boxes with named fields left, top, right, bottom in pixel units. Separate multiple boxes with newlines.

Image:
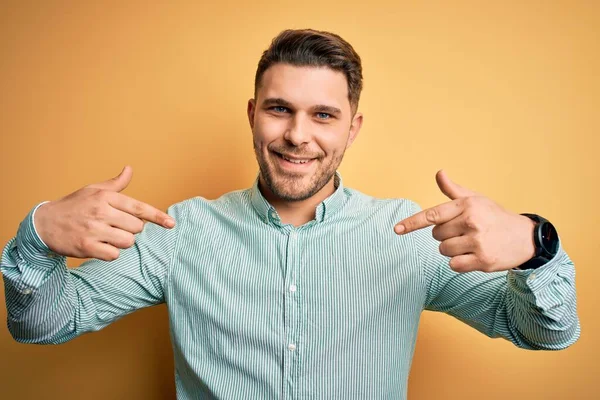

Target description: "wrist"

left=15, top=202, right=64, bottom=268
left=520, top=214, right=537, bottom=262
left=515, top=213, right=559, bottom=270
left=32, top=201, right=52, bottom=249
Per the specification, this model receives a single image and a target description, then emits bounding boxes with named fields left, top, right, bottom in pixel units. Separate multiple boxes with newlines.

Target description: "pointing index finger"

left=110, top=194, right=175, bottom=229
left=395, top=199, right=464, bottom=235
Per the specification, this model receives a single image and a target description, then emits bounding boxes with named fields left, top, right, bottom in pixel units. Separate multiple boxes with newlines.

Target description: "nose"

left=283, top=113, right=311, bottom=146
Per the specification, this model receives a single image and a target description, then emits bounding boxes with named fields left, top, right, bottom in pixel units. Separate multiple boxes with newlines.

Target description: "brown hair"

left=254, top=29, right=363, bottom=113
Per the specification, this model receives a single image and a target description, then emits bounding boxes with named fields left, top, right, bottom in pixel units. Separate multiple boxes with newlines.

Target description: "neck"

left=259, top=175, right=336, bottom=227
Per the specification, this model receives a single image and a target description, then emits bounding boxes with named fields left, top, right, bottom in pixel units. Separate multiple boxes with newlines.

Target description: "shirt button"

left=21, top=288, right=32, bottom=295
left=47, top=252, right=56, bottom=258
left=288, top=343, right=296, bottom=352
left=289, top=284, right=297, bottom=293
left=529, top=273, right=536, bottom=281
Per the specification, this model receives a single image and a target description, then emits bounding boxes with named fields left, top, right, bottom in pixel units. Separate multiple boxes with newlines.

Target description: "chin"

left=255, top=148, right=342, bottom=202
left=268, top=175, right=317, bottom=202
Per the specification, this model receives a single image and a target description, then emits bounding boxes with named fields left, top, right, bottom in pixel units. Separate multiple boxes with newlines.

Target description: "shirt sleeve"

left=411, top=202, right=581, bottom=350
left=1, top=201, right=184, bottom=344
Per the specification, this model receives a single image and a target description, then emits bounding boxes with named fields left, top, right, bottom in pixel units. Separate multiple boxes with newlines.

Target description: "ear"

left=346, top=112, right=363, bottom=149
left=247, top=99, right=256, bottom=130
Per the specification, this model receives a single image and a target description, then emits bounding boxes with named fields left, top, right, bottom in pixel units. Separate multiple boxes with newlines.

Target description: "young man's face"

left=248, top=64, right=363, bottom=201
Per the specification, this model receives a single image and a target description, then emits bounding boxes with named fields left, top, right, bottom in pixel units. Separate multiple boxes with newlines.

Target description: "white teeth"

left=282, top=155, right=310, bottom=164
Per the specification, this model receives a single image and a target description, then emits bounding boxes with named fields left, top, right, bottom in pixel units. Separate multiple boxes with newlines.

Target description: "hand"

left=394, top=170, right=536, bottom=273
left=34, top=166, right=175, bottom=261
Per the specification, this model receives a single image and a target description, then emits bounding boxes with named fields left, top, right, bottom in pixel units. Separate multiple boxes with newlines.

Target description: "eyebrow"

left=262, top=98, right=342, bottom=116
left=262, top=98, right=293, bottom=108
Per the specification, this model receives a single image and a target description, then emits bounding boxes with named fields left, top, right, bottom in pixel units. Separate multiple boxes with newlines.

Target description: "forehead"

left=258, top=64, right=350, bottom=111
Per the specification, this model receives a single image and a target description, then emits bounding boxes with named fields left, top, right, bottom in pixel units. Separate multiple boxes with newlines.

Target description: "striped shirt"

left=1, top=173, right=580, bottom=399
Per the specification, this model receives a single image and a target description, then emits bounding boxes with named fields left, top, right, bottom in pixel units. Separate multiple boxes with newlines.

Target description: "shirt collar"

left=249, top=172, right=347, bottom=226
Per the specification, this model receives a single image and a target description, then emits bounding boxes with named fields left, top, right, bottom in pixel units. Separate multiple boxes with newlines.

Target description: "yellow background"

left=0, top=1, right=597, bottom=398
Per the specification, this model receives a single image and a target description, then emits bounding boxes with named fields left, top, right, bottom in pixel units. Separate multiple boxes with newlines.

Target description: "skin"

left=247, top=63, right=363, bottom=227
left=248, top=63, right=536, bottom=272
left=34, top=62, right=536, bottom=271
left=395, top=170, right=537, bottom=272
left=35, top=166, right=174, bottom=261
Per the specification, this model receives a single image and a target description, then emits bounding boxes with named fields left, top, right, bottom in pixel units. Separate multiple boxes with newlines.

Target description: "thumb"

left=435, top=169, right=475, bottom=200
left=91, top=165, right=133, bottom=192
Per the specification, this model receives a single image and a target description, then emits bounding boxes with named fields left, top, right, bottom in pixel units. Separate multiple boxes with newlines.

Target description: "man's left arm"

left=396, top=170, right=581, bottom=350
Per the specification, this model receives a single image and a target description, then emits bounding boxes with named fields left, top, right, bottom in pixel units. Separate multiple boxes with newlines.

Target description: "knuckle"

left=438, top=242, right=448, bottom=256
left=478, top=261, right=492, bottom=272
left=78, top=237, right=91, bottom=253
left=89, top=205, right=104, bottom=219
left=133, top=219, right=145, bottom=233
left=133, top=202, right=145, bottom=218
left=106, top=249, right=119, bottom=261
left=425, top=208, right=440, bottom=223
left=464, top=214, right=479, bottom=230
left=471, top=234, right=483, bottom=249
left=431, top=226, right=442, bottom=241
left=82, top=218, right=92, bottom=231
left=122, top=233, right=136, bottom=248
left=463, top=196, right=477, bottom=208
left=479, top=252, right=496, bottom=267
left=448, top=259, right=461, bottom=272
left=93, top=189, right=108, bottom=201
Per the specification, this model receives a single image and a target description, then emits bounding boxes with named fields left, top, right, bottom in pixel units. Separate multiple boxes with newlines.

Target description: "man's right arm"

left=1, top=166, right=181, bottom=344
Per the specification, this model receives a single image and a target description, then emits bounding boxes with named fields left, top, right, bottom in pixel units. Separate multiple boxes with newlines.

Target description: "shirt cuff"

left=507, top=241, right=566, bottom=293
left=15, top=201, right=65, bottom=271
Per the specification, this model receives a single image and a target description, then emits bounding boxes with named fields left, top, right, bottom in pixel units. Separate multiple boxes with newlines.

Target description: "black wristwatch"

left=516, top=213, right=559, bottom=270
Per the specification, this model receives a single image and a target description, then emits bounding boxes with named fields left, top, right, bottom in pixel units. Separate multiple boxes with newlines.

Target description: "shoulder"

left=166, top=188, right=253, bottom=224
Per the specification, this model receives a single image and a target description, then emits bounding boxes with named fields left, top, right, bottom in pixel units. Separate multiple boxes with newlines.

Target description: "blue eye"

left=272, top=106, right=288, bottom=113
left=317, top=113, right=331, bottom=119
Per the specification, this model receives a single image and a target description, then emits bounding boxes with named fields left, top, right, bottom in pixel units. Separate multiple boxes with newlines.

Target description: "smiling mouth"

left=274, top=152, right=316, bottom=164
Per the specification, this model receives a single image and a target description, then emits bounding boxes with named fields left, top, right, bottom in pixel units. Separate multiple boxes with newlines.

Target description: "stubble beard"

left=254, top=141, right=345, bottom=202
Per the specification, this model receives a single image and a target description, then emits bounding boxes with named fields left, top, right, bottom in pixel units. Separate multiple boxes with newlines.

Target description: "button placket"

left=283, top=229, right=301, bottom=399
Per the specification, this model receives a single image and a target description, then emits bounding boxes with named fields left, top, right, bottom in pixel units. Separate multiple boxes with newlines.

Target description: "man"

left=1, top=29, right=580, bottom=399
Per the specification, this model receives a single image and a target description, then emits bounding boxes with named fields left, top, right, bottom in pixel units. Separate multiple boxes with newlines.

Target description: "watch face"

left=541, top=221, right=559, bottom=255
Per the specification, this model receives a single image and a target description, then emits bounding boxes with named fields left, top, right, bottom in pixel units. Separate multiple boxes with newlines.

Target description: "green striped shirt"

left=1, top=173, right=580, bottom=399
